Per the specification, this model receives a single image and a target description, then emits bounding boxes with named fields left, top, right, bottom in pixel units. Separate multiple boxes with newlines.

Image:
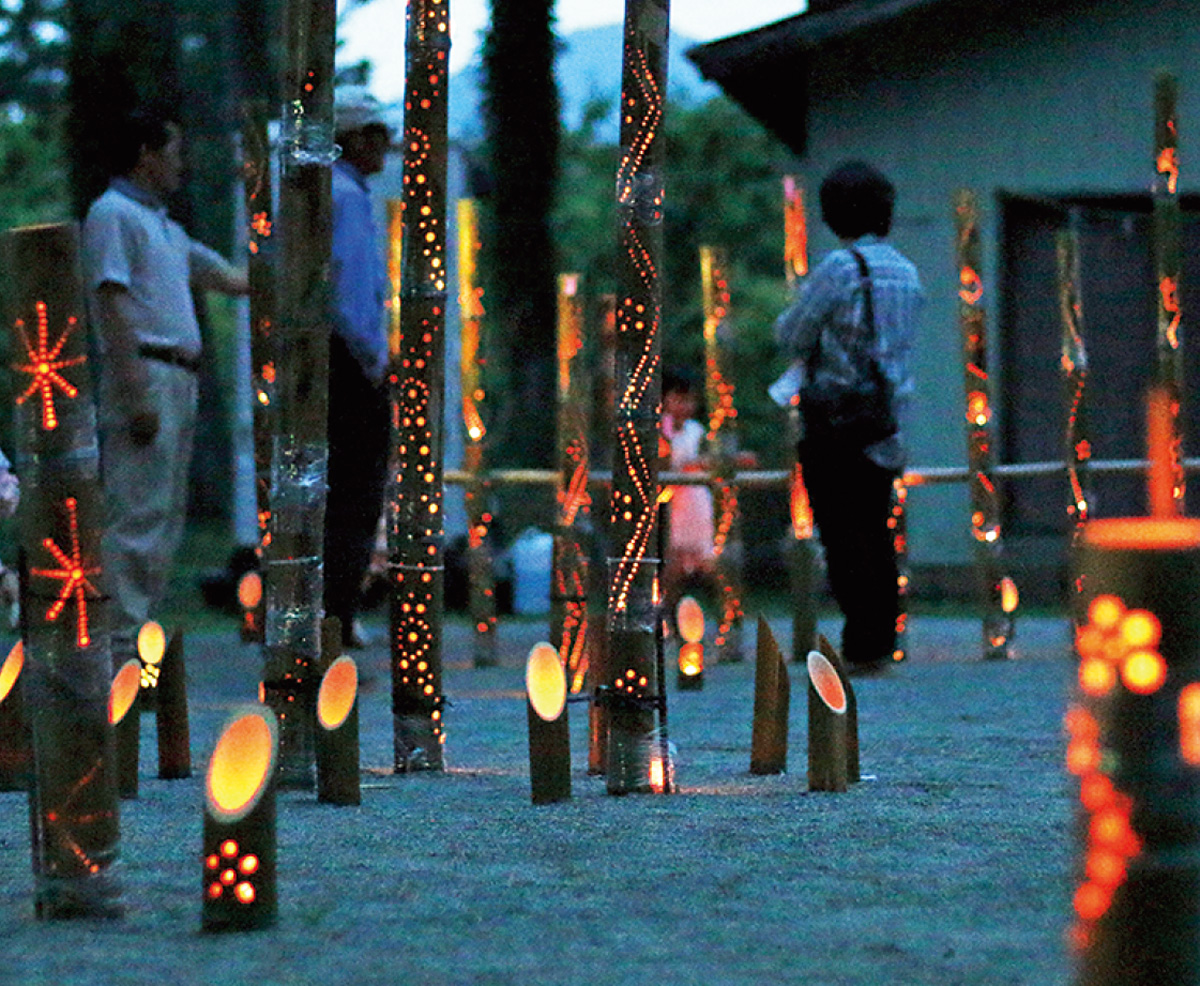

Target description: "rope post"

left=390, top=0, right=451, bottom=773
left=700, top=246, right=745, bottom=663
left=4, top=222, right=120, bottom=918
left=263, top=0, right=336, bottom=790
left=604, top=0, right=672, bottom=796
left=457, top=198, right=498, bottom=667
left=954, top=190, right=1016, bottom=660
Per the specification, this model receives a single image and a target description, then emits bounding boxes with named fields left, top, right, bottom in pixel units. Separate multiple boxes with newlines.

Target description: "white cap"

left=334, top=85, right=390, bottom=136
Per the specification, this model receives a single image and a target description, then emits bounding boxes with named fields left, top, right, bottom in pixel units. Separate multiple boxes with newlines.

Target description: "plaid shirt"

left=774, top=235, right=923, bottom=470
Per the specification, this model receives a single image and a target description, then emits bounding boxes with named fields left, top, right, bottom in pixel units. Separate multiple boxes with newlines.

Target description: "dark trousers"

left=324, top=336, right=390, bottom=638
left=799, top=440, right=899, bottom=666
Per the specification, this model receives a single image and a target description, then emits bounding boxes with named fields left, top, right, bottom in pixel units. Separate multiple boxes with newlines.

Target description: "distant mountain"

left=448, top=24, right=720, bottom=144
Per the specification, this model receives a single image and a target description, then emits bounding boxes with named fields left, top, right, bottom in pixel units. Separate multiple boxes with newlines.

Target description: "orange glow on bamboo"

left=526, top=643, right=566, bottom=722
left=783, top=176, right=809, bottom=281
left=807, top=651, right=847, bottom=714
left=316, top=656, right=357, bottom=730
left=678, top=642, right=703, bottom=678
left=12, top=301, right=85, bottom=431
left=1179, top=684, right=1200, bottom=765
left=1121, top=650, right=1166, bottom=695
left=138, top=621, right=166, bottom=667
left=676, top=596, right=705, bottom=644
left=1079, top=659, right=1116, bottom=697
left=649, top=753, right=667, bottom=793
left=29, top=496, right=99, bottom=647
left=0, top=641, right=22, bottom=703
left=237, top=571, right=263, bottom=610
left=789, top=464, right=813, bottom=540
left=206, top=709, right=277, bottom=820
left=108, top=659, right=141, bottom=725
left=1147, top=386, right=1179, bottom=516
left=1083, top=517, right=1200, bottom=551
left=999, top=577, right=1019, bottom=614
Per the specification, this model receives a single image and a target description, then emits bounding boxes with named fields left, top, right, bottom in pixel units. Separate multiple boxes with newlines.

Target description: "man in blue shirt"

left=775, top=161, right=923, bottom=674
left=326, top=87, right=392, bottom=647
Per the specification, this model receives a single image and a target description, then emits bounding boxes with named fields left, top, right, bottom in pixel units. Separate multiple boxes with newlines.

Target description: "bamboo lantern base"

left=156, top=627, right=191, bottom=779
left=526, top=643, right=570, bottom=805
left=817, top=634, right=859, bottom=783
left=0, top=641, right=30, bottom=791
left=807, top=649, right=849, bottom=792
left=790, top=539, right=818, bottom=662
left=111, top=659, right=141, bottom=800
left=750, top=617, right=790, bottom=775
left=315, top=655, right=360, bottom=806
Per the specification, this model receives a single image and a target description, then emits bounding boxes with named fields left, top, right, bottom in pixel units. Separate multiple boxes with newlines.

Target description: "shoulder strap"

left=849, top=248, right=876, bottom=342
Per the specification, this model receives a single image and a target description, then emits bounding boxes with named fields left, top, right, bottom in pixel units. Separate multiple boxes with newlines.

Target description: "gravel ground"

left=0, top=613, right=1076, bottom=985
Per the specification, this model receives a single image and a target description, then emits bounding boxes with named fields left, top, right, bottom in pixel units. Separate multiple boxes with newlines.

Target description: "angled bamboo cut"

left=553, top=273, right=592, bottom=695
left=390, top=0, right=451, bottom=772
left=700, top=246, right=744, bottom=663
left=604, top=0, right=673, bottom=796
left=156, top=626, right=191, bottom=780
left=262, top=0, right=337, bottom=789
left=457, top=198, right=498, bottom=667
left=202, top=706, right=279, bottom=932
left=0, top=641, right=30, bottom=791
left=315, top=654, right=360, bottom=806
left=526, top=642, right=571, bottom=805
left=4, top=222, right=120, bottom=919
left=110, top=658, right=140, bottom=800
left=676, top=595, right=704, bottom=691
left=817, top=633, right=859, bottom=783
left=807, top=649, right=848, bottom=793
left=955, top=190, right=1016, bottom=660
left=750, top=616, right=789, bottom=775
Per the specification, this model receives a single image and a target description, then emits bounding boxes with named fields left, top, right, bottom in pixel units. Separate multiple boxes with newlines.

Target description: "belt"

left=138, top=344, right=202, bottom=374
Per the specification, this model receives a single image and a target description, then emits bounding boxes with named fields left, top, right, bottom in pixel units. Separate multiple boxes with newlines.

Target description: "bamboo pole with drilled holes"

left=604, top=0, right=672, bottom=796
left=390, top=0, right=451, bottom=772
left=4, top=222, right=120, bottom=918
left=1058, top=212, right=1091, bottom=613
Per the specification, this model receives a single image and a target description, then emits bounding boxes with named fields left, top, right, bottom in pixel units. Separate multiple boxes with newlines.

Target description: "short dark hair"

left=663, top=366, right=700, bottom=397
left=108, top=109, right=177, bottom=177
left=819, top=161, right=895, bottom=239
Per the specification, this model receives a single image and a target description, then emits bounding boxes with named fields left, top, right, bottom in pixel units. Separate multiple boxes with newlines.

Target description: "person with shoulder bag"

left=773, top=161, right=923, bottom=675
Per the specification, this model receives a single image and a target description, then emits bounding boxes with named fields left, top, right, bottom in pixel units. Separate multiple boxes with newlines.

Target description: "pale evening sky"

left=337, top=0, right=808, bottom=101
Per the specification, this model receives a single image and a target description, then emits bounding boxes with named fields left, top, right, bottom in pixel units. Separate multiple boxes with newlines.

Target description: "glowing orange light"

left=676, top=596, right=705, bottom=645
left=999, top=576, right=1018, bottom=614
left=208, top=882, right=223, bottom=900
left=1088, top=596, right=1125, bottom=633
left=1119, top=610, right=1161, bottom=651
left=526, top=643, right=566, bottom=722
left=678, top=642, right=703, bottom=678
left=317, top=656, right=357, bottom=730
left=783, top=176, right=809, bottom=281
left=1180, top=684, right=1200, bottom=765
left=790, top=465, right=813, bottom=540
left=1074, top=881, right=1113, bottom=922
left=1086, top=849, right=1127, bottom=887
left=649, top=754, right=667, bottom=793
left=807, top=651, right=847, bottom=714
left=0, top=641, right=23, bottom=704
left=108, top=658, right=141, bottom=725
left=958, top=266, right=983, bottom=305
left=137, top=620, right=166, bottom=667
left=29, top=497, right=100, bottom=647
left=1079, top=658, right=1116, bottom=697
left=1157, top=146, right=1180, bottom=195
left=1066, top=738, right=1101, bottom=776
left=966, top=390, right=989, bottom=426
left=221, top=839, right=239, bottom=857
left=239, top=854, right=259, bottom=874
left=235, top=881, right=256, bottom=904
left=1121, top=649, right=1166, bottom=695
left=1084, top=517, right=1200, bottom=551
left=12, top=302, right=85, bottom=431
left=206, top=709, right=278, bottom=821
left=1080, top=773, right=1115, bottom=812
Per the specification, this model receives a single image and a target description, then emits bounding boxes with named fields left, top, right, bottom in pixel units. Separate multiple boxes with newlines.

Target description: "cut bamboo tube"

left=0, top=641, right=30, bottom=791
left=807, top=649, right=848, bottom=793
left=156, top=626, right=191, bottom=780
left=315, top=655, right=360, bottom=806
left=202, top=706, right=279, bottom=932
left=4, top=221, right=120, bottom=919
left=701, top=245, right=745, bottom=663
left=526, top=642, right=571, bottom=805
left=389, top=0, right=451, bottom=773
left=605, top=0, right=672, bottom=797
left=750, top=616, right=789, bottom=776
left=788, top=460, right=817, bottom=662
left=588, top=623, right=609, bottom=775
left=955, top=190, right=1016, bottom=660
left=135, top=619, right=165, bottom=711
left=110, top=659, right=140, bottom=800
left=817, top=633, right=859, bottom=783
left=263, top=0, right=336, bottom=790
left=1071, top=517, right=1200, bottom=982
left=553, top=273, right=592, bottom=694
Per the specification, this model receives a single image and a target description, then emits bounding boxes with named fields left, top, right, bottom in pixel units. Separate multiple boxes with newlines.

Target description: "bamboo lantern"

left=604, top=0, right=672, bottom=797
left=750, top=616, right=789, bottom=776
left=1070, top=518, right=1200, bottom=981
left=789, top=462, right=817, bottom=662
left=1058, top=216, right=1091, bottom=609
left=238, top=569, right=263, bottom=642
left=5, top=221, right=120, bottom=919
left=807, top=649, right=848, bottom=793
left=315, top=655, right=360, bottom=806
left=136, top=619, right=165, bottom=709
left=110, top=658, right=140, bottom=800
left=0, top=641, right=31, bottom=791
left=202, top=706, right=279, bottom=932
left=156, top=626, right=191, bottom=780
left=1152, top=72, right=1184, bottom=513
left=954, top=190, right=1016, bottom=660
left=783, top=175, right=808, bottom=286
left=676, top=595, right=705, bottom=690
left=457, top=198, right=498, bottom=667
left=526, top=642, right=571, bottom=805
left=817, top=633, right=860, bottom=783
left=553, top=273, right=592, bottom=695
left=890, top=478, right=910, bottom=662
left=263, top=0, right=337, bottom=790
left=700, top=246, right=745, bottom=663
left=389, top=0, right=451, bottom=774
left=241, top=98, right=277, bottom=645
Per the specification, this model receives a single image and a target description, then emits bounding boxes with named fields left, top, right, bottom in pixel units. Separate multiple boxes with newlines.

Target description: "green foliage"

left=554, top=95, right=801, bottom=467
left=0, top=113, right=69, bottom=232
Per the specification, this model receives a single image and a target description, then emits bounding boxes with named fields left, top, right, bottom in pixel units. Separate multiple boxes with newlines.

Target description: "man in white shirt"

left=82, top=110, right=247, bottom=662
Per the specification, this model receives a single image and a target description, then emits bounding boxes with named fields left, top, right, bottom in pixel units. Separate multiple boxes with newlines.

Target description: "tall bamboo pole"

left=604, top=0, right=671, bottom=795
left=782, top=176, right=819, bottom=663
left=263, top=0, right=336, bottom=789
left=457, top=198, right=497, bottom=667
left=954, top=190, right=1015, bottom=661
left=4, top=223, right=120, bottom=918
left=1153, top=72, right=1184, bottom=513
left=700, top=246, right=744, bottom=664
left=553, top=274, right=592, bottom=693
left=1058, top=212, right=1091, bottom=612
left=391, top=0, right=451, bottom=773
left=240, top=98, right=278, bottom=643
